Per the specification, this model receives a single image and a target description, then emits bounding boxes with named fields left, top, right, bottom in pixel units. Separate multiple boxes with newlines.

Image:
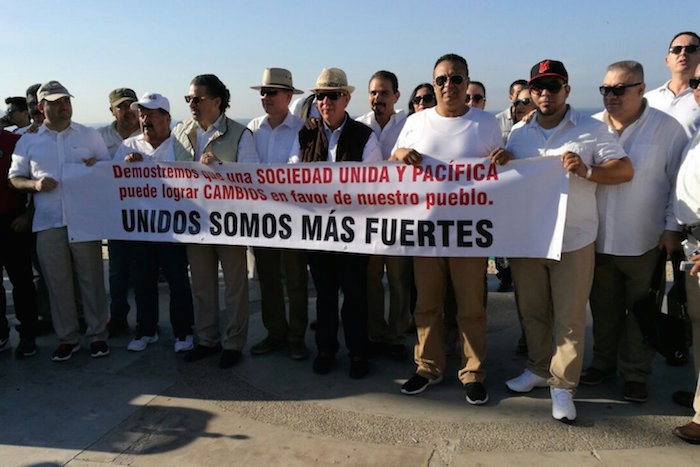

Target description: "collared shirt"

left=507, top=107, right=628, bottom=252
left=247, top=112, right=303, bottom=164
left=8, top=121, right=110, bottom=232
left=495, top=107, right=514, bottom=143
left=675, top=130, right=700, bottom=226
left=97, top=121, right=140, bottom=157
left=193, top=113, right=258, bottom=163
left=288, top=115, right=383, bottom=163
left=594, top=104, right=687, bottom=255
left=355, top=110, right=407, bottom=160
left=196, top=113, right=227, bottom=157
left=113, top=133, right=175, bottom=162
left=645, top=81, right=700, bottom=138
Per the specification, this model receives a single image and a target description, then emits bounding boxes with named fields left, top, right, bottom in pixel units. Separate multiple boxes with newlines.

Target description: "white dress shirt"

left=594, top=104, right=687, bottom=255
left=8, top=121, right=110, bottom=232
left=645, top=81, right=700, bottom=138
left=288, top=115, right=382, bottom=163
left=676, top=130, right=700, bottom=226
left=507, top=107, right=628, bottom=253
left=247, top=112, right=303, bottom=164
left=113, top=133, right=176, bottom=162
left=355, top=110, right=407, bottom=160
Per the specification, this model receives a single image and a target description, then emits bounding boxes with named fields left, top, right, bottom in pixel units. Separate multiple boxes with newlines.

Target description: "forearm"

left=588, top=157, right=633, bottom=184
left=9, top=176, right=39, bottom=193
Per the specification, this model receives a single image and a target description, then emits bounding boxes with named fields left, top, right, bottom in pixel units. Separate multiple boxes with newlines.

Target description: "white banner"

left=63, top=158, right=568, bottom=259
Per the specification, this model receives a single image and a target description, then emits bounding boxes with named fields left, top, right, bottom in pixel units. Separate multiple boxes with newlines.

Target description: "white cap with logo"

left=131, top=92, right=170, bottom=113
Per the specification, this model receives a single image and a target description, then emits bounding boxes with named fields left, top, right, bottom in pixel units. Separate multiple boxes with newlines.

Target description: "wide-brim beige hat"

left=310, top=67, right=355, bottom=94
left=250, top=67, right=303, bottom=94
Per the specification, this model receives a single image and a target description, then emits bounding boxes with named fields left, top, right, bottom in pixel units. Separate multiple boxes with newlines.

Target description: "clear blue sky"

left=2, top=0, right=699, bottom=124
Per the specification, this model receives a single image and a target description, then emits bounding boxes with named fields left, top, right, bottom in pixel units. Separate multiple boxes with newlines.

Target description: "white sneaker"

left=127, top=334, right=159, bottom=352
left=551, top=387, right=576, bottom=422
left=505, top=369, right=549, bottom=393
left=174, top=335, right=194, bottom=353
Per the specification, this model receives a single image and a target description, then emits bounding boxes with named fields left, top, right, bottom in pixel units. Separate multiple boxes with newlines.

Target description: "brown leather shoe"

left=673, top=422, right=700, bottom=444
left=623, top=381, right=648, bottom=403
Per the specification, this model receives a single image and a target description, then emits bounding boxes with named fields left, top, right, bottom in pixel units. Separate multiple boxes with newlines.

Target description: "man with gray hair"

left=581, top=61, right=687, bottom=403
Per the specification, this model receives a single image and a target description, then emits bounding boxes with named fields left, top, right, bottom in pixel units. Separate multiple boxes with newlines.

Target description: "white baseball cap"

left=131, top=92, right=170, bottom=113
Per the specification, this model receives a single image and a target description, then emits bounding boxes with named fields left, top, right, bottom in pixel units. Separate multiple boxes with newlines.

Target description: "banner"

left=63, top=157, right=568, bottom=259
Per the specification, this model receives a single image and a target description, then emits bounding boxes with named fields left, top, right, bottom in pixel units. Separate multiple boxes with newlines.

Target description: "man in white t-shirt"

left=355, top=70, right=411, bottom=361
left=392, top=53, right=505, bottom=405
left=504, top=60, right=633, bottom=422
left=645, top=31, right=700, bottom=138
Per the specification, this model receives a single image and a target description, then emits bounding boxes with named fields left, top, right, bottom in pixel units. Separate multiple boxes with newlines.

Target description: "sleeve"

left=236, top=129, right=260, bottom=163
left=592, top=121, right=627, bottom=164
left=665, top=123, right=691, bottom=231
left=91, top=129, right=111, bottom=161
left=288, top=135, right=301, bottom=164
left=8, top=137, right=31, bottom=179
left=362, top=132, right=383, bottom=163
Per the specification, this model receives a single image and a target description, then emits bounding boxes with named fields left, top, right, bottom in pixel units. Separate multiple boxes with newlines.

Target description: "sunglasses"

left=513, top=98, right=532, bottom=107
left=598, top=82, right=643, bottom=96
left=184, top=95, right=211, bottom=104
left=412, top=94, right=435, bottom=105
left=530, top=82, right=566, bottom=94
left=315, top=92, right=345, bottom=101
left=260, top=89, right=279, bottom=97
left=690, top=77, right=700, bottom=90
left=669, top=44, right=700, bottom=55
left=466, top=94, right=484, bottom=104
left=434, top=74, right=465, bottom=87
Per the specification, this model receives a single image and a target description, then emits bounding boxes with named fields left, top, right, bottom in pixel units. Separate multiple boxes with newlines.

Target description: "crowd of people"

left=2, top=30, right=700, bottom=444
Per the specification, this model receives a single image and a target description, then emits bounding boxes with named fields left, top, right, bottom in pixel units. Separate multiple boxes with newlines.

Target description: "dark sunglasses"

left=315, top=92, right=344, bottom=101
left=690, top=77, right=700, bottom=90
left=434, top=74, right=465, bottom=87
left=530, top=82, right=566, bottom=94
left=669, top=45, right=700, bottom=55
left=513, top=98, right=532, bottom=107
left=260, top=89, right=279, bottom=97
left=412, top=94, right=435, bottom=105
left=598, top=82, right=643, bottom=96
left=184, top=95, right=210, bottom=104
left=466, top=94, right=484, bottom=104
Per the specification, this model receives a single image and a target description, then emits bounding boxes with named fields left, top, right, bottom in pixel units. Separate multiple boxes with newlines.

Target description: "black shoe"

left=673, top=390, right=694, bottom=409
left=464, top=382, right=489, bottom=405
left=90, top=340, right=110, bottom=358
left=349, top=357, right=369, bottom=379
left=313, top=352, right=335, bottom=374
left=15, top=338, right=37, bottom=358
left=184, top=344, right=222, bottom=362
left=52, top=342, right=80, bottom=362
left=219, top=349, right=241, bottom=368
left=579, top=367, right=614, bottom=386
left=250, top=337, right=285, bottom=355
left=389, top=343, right=409, bottom=361
left=623, top=381, right=648, bottom=403
left=401, top=373, right=443, bottom=395
left=666, top=350, right=689, bottom=367
left=107, top=317, right=129, bottom=337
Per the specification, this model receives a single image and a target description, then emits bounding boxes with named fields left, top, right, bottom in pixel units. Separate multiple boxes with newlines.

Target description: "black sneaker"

left=464, top=382, right=489, bottom=405
left=250, top=337, right=285, bottom=355
left=15, top=338, right=37, bottom=358
left=349, top=357, right=369, bottom=379
left=401, top=373, right=443, bottom=395
left=184, top=344, right=222, bottom=362
left=219, top=349, right=241, bottom=369
left=52, top=343, right=80, bottom=362
left=313, top=352, right=335, bottom=374
left=90, top=340, right=110, bottom=358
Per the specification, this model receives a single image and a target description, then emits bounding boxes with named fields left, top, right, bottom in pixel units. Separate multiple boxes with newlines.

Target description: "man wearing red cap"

left=503, top=60, right=633, bottom=422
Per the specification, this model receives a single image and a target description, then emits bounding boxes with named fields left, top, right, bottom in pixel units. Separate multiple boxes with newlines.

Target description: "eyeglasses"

left=513, top=98, right=532, bottom=107
left=315, top=92, right=345, bottom=101
left=598, top=82, right=643, bottom=96
left=434, top=74, right=465, bottom=87
left=260, top=89, right=279, bottom=97
left=690, top=77, right=700, bottom=90
left=530, top=82, right=566, bottom=95
left=184, top=95, right=210, bottom=105
left=412, top=94, right=435, bottom=105
left=466, top=94, right=484, bottom=104
left=669, top=44, right=700, bottom=55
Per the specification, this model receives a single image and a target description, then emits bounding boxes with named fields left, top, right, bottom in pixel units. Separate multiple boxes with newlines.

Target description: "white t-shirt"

left=113, top=133, right=176, bottom=162
left=355, top=110, right=407, bottom=160
left=645, top=81, right=700, bottom=138
left=507, top=107, right=628, bottom=252
left=247, top=112, right=303, bottom=164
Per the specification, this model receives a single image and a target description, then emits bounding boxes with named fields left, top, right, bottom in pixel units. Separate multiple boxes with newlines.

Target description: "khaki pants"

left=367, top=255, right=411, bottom=345
left=36, top=227, right=108, bottom=344
left=413, top=256, right=487, bottom=384
left=588, top=248, right=660, bottom=383
left=510, top=243, right=594, bottom=389
left=684, top=270, right=700, bottom=424
left=187, top=244, right=249, bottom=351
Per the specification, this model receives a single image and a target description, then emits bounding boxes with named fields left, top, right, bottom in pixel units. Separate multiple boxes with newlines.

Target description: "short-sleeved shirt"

left=355, top=110, right=407, bottom=160
left=645, top=81, right=700, bottom=138
left=113, top=134, right=175, bottom=162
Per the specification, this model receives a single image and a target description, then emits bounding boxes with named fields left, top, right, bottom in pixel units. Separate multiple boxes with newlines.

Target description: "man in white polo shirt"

left=504, top=60, right=633, bottom=422
left=8, top=80, right=112, bottom=362
left=247, top=68, right=309, bottom=361
left=645, top=31, right=700, bottom=138
left=582, top=61, right=687, bottom=403
left=356, top=70, right=411, bottom=361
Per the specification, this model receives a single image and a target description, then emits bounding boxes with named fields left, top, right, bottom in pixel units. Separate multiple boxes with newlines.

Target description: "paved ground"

left=1, top=258, right=700, bottom=466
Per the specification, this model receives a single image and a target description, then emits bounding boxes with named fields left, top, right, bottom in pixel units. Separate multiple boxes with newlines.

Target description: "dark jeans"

left=308, top=251, right=368, bottom=359
left=108, top=240, right=132, bottom=321
left=130, top=242, right=194, bottom=338
left=0, top=216, right=38, bottom=340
